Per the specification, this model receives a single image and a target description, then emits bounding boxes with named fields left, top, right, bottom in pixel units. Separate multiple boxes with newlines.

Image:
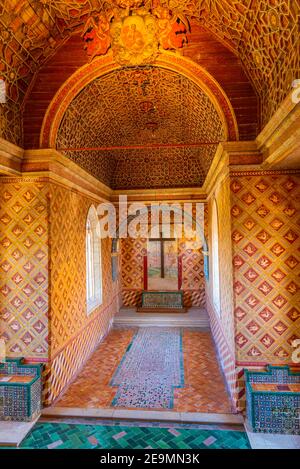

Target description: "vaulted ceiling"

left=58, top=67, right=225, bottom=149
left=0, top=0, right=299, bottom=189
left=57, top=66, right=225, bottom=189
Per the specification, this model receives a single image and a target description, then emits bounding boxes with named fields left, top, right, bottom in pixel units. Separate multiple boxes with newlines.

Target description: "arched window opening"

left=212, top=199, right=221, bottom=316
left=86, top=206, right=102, bottom=314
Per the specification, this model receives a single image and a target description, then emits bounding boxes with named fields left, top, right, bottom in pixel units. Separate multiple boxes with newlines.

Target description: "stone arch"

left=111, top=204, right=209, bottom=280
left=40, top=52, right=239, bottom=148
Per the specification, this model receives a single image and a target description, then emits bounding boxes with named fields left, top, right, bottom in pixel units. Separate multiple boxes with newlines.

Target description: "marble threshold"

left=42, top=407, right=243, bottom=425
left=0, top=416, right=39, bottom=447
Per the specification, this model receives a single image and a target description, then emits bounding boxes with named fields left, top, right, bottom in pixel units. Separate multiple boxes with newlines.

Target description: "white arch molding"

left=212, top=199, right=221, bottom=316
left=86, top=204, right=103, bottom=314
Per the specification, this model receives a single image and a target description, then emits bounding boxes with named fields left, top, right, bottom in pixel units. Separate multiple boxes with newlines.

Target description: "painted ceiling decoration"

left=56, top=66, right=226, bottom=148
left=82, top=0, right=190, bottom=65
left=40, top=52, right=238, bottom=148
left=0, top=1, right=298, bottom=147
left=56, top=65, right=225, bottom=189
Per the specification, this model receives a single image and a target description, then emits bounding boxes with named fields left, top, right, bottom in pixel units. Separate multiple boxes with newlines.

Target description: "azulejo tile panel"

left=0, top=178, right=119, bottom=406
left=230, top=173, right=300, bottom=364
left=121, top=237, right=146, bottom=292
left=0, top=358, right=42, bottom=421
left=246, top=366, right=300, bottom=435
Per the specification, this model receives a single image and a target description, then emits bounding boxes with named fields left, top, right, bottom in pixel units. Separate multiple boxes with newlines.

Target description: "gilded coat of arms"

left=83, top=1, right=189, bottom=66
left=110, top=10, right=159, bottom=65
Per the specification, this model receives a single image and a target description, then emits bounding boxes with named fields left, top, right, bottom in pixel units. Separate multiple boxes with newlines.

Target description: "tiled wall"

left=44, top=183, right=119, bottom=405
left=206, top=171, right=300, bottom=411
left=0, top=177, right=119, bottom=405
left=231, top=173, right=300, bottom=366
left=0, top=179, right=49, bottom=361
left=120, top=236, right=206, bottom=308
left=230, top=172, right=300, bottom=410
left=2, top=171, right=299, bottom=410
left=121, top=237, right=146, bottom=307
left=206, top=175, right=238, bottom=408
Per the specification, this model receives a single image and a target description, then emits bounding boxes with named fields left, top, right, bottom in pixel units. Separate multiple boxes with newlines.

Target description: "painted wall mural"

left=0, top=179, right=49, bottom=361
left=230, top=172, right=300, bottom=366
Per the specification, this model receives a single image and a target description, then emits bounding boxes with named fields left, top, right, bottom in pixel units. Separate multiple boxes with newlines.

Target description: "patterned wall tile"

left=45, top=183, right=119, bottom=404
left=206, top=175, right=237, bottom=408
left=120, top=235, right=206, bottom=308
left=230, top=173, right=300, bottom=364
left=0, top=178, right=119, bottom=405
left=121, top=238, right=147, bottom=291
left=0, top=179, right=49, bottom=360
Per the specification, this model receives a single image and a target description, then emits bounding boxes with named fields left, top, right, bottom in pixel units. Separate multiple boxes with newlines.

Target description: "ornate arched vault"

left=57, top=67, right=225, bottom=149
left=0, top=1, right=299, bottom=147
left=42, top=53, right=236, bottom=189
left=55, top=65, right=227, bottom=189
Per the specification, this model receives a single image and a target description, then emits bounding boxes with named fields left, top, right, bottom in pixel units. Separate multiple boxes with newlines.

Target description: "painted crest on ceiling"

left=82, top=1, right=190, bottom=65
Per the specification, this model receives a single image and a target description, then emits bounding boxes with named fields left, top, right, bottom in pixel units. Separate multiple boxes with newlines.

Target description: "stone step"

left=114, top=318, right=210, bottom=325
left=42, top=407, right=243, bottom=427
left=113, top=307, right=210, bottom=329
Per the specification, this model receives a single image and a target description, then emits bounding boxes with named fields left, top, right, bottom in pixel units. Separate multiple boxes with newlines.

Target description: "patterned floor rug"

left=3, top=421, right=251, bottom=449
left=110, top=327, right=184, bottom=409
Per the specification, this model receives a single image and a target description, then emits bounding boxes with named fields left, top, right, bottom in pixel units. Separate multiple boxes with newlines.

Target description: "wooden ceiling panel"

left=1, top=0, right=298, bottom=159
left=23, top=26, right=259, bottom=149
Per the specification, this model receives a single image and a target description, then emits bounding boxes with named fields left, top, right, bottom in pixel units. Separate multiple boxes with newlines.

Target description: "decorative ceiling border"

left=40, top=51, right=239, bottom=148
left=229, top=169, right=300, bottom=177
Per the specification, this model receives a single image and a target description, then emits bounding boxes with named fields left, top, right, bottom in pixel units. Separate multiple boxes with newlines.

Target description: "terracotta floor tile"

left=55, top=328, right=233, bottom=414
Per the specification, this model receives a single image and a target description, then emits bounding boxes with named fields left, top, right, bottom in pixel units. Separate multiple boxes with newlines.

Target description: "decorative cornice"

left=236, top=361, right=300, bottom=368
left=111, top=186, right=207, bottom=203
left=204, top=141, right=262, bottom=196
left=203, top=143, right=229, bottom=196
left=22, top=149, right=112, bottom=202
left=0, top=137, right=23, bottom=175
left=229, top=168, right=300, bottom=177
left=257, top=91, right=300, bottom=169
left=0, top=176, right=50, bottom=183
left=257, top=90, right=298, bottom=148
